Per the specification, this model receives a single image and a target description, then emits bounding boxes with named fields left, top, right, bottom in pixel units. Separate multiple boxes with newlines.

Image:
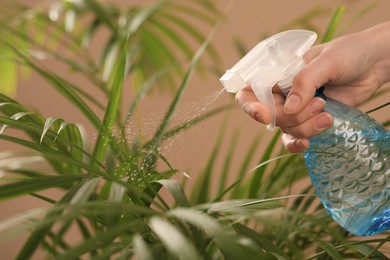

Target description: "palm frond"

left=0, top=0, right=389, bottom=259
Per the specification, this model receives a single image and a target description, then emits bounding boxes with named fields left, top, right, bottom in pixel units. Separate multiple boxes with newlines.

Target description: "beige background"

left=1, top=0, right=390, bottom=259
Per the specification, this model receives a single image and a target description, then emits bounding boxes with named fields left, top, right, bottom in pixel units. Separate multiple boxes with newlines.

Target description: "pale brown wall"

left=0, top=0, right=389, bottom=259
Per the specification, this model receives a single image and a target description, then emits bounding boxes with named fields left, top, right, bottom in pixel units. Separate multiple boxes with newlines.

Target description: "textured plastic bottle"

left=305, top=87, right=390, bottom=236
left=220, top=30, right=390, bottom=236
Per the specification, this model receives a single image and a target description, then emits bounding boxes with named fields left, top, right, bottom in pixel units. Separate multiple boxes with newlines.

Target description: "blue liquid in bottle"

left=304, top=87, right=390, bottom=236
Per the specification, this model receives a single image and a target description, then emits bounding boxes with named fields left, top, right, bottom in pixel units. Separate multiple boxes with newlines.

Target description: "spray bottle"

left=220, top=30, right=390, bottom=236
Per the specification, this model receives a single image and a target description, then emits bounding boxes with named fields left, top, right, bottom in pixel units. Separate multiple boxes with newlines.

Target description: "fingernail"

left=254, top=112, right=267, bottom=124
left=295, top=139, right=305, bottom=150
left=309, top=99, right=325, bottom=114
left=284, top=93, right=301, bottom=114
left=315, top=114, right=332, bottom=129
left=296, top=139, right=309, bottom=150
left=254, top=113, right=263, bottom=123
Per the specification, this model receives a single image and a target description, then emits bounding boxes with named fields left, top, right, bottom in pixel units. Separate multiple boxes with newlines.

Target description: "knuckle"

left=242, top=102, right=257, bottom=121
left=291, top=74, right=306, bottom=89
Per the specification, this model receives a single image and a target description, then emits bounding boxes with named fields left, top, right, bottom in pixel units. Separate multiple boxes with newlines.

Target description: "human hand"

left=236, top=84, right=331, bottom=153
left=236, top=22, right=390, bottom=153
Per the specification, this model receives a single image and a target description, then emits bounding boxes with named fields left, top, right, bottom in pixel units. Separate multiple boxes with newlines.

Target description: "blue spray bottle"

left=220, top=30, right=390, bottom=236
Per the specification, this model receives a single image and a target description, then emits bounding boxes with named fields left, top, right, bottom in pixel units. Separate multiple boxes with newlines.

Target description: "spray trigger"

left=220, top=30, right=317, bottom=130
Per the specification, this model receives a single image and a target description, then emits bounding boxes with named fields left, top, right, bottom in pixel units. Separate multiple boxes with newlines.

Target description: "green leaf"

left=149, top=18, right=194, bottom=61
left=108, top=181, right=126, bottom=203
left=33, top=68, right=102, bottom=130
left=338, top=2, right=376, bottom=36
left=0, top=134, right=103, bottom=175
left=366, top=101, right=390, bottom=114
left=170, top=208, right=262, bottom=259
left=0, top=39, right=102, bottom=129
left=101, top=41, right=119, bottom=83
left=136, top=27, right=180, bottom=90
left=0, top=151, right=44, bottom=176
left=0, top=206, right=52, bottom=242
left=91, top=40, right=127, bottom=167
left=40, top=117, right=59, bottom=143
left=355, top=243, right=390, bottom=260
left=168, top=3, right=217, bottom=25
left=317, top=241, right=342, bottom=260
left=248, top=130, right=281, bottom=198
left=0, top=112, right=87, bottom=174
left=0, top=45, right=17, bottom=97
left=125, top=1, right=167, bottom=39
left=54, top=121, right=70, bottom=142
left=149, top=216, right=200, bottom=260
left=84, top=0, right=116, bottom=31
left=133, top=234, right=154, bottom=260
left=0, top=175, right=83, bottom=201
left=233, top=223, right=290, bottom=260
left=70, top=177, right=102, bottom=205
left=250, top=153, right=301, bottom=198
left=79, top=18, right=101, bottom=48
left=55, top=220, right=148, bottom=260
left=64, top=8, right=76, bottom=33
left=0, top=111, right=34, bottom=134
left=156, top=179, right=189, bottom=207
left=159, top=6, right=220, bottom=63
left=321, top=6, right=346, bottom=43
left=16, top=183, right=83, bottom=260
left=201, top=198, right=284, bottom=214
left=168, top=207, right=225, bottom=235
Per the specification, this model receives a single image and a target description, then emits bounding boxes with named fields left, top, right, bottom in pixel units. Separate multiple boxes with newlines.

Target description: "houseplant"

left=0, top=0, right=389, bottom=259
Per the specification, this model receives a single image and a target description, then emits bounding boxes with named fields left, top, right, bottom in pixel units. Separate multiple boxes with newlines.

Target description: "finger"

left=302, top=45, right=322, bottom=64
left=284, top=48, right=339, bottom=115
left=235, top=86, right=272, bottom=124
left=275, top=97, right=326, bottom=128
left=284, top=111, right=333, bottom=139
left=281, top=133, right=309, bottom=153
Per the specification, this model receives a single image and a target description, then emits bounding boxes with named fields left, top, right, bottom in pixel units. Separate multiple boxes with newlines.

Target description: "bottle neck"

left=314, top=86, right=327, bottom=100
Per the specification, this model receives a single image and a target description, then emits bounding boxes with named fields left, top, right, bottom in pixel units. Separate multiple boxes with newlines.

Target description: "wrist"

left=363, top=21, right=390, bottom=86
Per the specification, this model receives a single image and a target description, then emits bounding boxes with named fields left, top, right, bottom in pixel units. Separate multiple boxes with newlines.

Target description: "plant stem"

left=91, top=40, right=127, bottom=168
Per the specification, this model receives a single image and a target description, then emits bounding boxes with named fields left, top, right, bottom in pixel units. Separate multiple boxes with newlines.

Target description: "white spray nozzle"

left=220, top=30, right=317, bottom=130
